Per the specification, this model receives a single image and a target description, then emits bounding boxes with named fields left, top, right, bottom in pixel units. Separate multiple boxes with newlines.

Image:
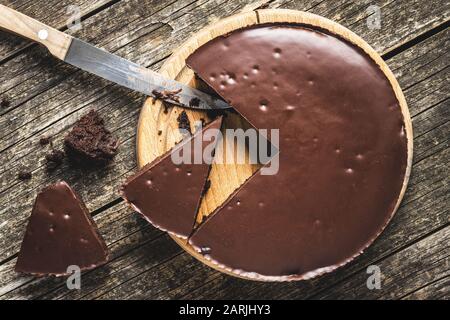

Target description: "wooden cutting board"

left=136, top=9, right=413, bottom=280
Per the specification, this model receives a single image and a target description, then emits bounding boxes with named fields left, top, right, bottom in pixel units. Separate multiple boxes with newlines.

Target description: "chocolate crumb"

left=177, top=111, right=191, bottom=135
left=257, top=2, right=271, bottom=9
left=1, top=98, right=11, bottom=109
left=18, top=171, right=32, bottom=181
left=64, top=110, right=119, bottom=166
left=194, top=117, right=207, bottom=131
left=151, top=89, right=163, bottom=104
left=39, top=137, right=50, bottom=146
left=46, top=150, right=65, bottom=171
left=189, top=97, right=201, bottom=107
left=205, top=108, right=227, bottom=119
left=157, top=130, right=162, bottom=136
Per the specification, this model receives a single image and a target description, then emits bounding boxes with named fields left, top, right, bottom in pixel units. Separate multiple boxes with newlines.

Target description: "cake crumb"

left=18, top=171, right=32, bottom=181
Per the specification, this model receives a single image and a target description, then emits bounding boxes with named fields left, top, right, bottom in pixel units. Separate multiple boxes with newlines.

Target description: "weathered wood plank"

left=0, top=0, right=448, bottom=299
left=2, top=0, right=447, bottom=144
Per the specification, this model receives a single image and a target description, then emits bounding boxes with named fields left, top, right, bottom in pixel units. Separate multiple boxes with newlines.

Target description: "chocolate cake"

left=185, top=25, right=409, bottom=280
left=45, top=149, right=65, bottom=171
left=64, top=110, right=119, bottom=165
left=121, top=116, right=223, bottom=239
left=15, top=181, right=109, bottom=276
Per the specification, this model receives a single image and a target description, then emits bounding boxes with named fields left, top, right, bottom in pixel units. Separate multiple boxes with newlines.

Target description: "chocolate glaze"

left=187, top=25, right=408, bottom=279
left=121, top=116, right=223, bottom=239
left=15, top=181, right=109, bottom=276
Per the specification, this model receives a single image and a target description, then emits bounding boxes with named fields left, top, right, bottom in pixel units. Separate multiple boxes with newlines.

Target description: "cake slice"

left=121, top=116, right=223, bottom=239
left=15, top=181, right=109, bottom=276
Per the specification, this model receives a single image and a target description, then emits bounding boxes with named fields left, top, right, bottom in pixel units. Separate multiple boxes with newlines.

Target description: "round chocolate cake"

left=184, top=23, right=410, bottom=280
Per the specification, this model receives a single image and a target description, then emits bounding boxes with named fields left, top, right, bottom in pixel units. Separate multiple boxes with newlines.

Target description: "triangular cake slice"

left=121, top=116, right=223, bottom=239
left=15, top=181, right=109, bottom=276
left=185, top=25, right=409, bottom=280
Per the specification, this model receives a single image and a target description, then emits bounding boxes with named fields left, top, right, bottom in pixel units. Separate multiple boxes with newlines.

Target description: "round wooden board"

left=136, top=9, right=413, bottom=281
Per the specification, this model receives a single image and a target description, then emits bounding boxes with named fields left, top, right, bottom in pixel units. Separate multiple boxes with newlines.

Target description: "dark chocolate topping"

left=15, top=181, right=109, bottom=276
left=17, top=171, right=32, bottom=181
left=121, top=116, right=223, bottom=239
left=187, top=25, right=408, bottom=279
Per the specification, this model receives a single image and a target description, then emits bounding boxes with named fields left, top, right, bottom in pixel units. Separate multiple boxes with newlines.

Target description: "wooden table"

left=0, top=0, right=448, bottom=300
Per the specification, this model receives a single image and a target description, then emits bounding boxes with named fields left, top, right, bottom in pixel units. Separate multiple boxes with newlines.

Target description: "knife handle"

left=0, top=4, right=72, bottom=60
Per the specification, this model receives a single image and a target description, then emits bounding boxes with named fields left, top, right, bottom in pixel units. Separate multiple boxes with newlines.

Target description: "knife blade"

left=0, top=4, right=231, bottom=110
left=64, top=39, right=231, bottom=110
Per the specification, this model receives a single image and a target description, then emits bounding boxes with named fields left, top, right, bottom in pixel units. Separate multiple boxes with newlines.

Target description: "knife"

left=0, top=4, right=230, bottom=110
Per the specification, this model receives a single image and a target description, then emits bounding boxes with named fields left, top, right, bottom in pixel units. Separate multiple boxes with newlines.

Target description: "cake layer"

left=187, top=25, right=408, bottom=279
